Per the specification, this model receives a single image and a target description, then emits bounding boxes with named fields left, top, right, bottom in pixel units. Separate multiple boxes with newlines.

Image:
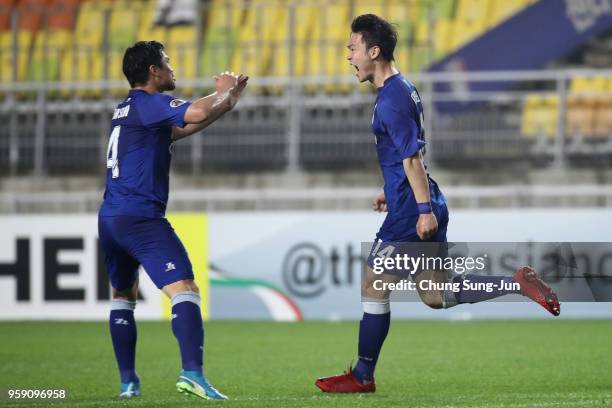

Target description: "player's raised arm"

left=172, top=72, right=249, bottom=141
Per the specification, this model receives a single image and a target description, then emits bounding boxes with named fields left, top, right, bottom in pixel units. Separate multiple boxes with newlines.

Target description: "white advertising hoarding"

left=1, top=209, right=611, bottom=320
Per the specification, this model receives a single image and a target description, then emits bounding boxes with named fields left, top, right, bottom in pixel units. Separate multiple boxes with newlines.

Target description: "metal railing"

left=2, top=69, right=612, bottom=176
left=2, top=184, right=612, bottom=213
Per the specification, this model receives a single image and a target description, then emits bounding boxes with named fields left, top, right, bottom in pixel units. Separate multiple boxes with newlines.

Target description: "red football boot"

left=315, top=367, right=376, bottom=393
left=514, top=266, right=561, bottom=316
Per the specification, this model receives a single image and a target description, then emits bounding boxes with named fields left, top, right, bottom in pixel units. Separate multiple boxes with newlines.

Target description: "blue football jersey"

left=99, top=90, right=191, bottom=218
left=371, top=73, right=446, bottom=241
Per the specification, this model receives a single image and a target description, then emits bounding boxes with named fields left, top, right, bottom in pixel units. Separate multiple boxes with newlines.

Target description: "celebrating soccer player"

left=98, top=41, right=247, bottom=400
left=314, top=14, right=560, bottom=394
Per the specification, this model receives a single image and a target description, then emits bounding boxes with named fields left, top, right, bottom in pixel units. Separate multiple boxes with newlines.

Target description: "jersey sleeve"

left=137, top=93, right=192, bottom=129
left=378, top=100, right=426, bottom=159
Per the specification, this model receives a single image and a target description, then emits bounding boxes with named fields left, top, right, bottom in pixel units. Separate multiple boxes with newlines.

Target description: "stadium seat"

left=486, top=0, right=531, bottom=28
left=565, top=95, right=595, bottom=138
left=412, top=20, right=431, bottom=72
left=0, top=0, right=12, bottom=88
left=136, top=1, right=166, bottom=43
left=521, top=94, right=558, bottom=138
left=353, top=0, right=385, bottom=20
left=306, top=2, right=351, bottom=94
left=28, top=29, right=70, bottom=83
left=67, top=0, right=111, bottom=97
left=367, top=0, right=413, bottom=73
left=0, top=31, right=13, bottom=85
left=431, top=0, right=456, bottom=20
left=593, top=96, right=612, bottom=138
left=27, top=0, right=78, bottom=91
left=570, top=75, right=608, bottom=96
left=268, top=2, right=319, bottom=94
left=12, top=0, right=51, bottom=84
left=200, top=0, right=244, bottom=79
left=230, top=0, right=283, bottom=93
left=325, top=2, right=352, bottom=93
left=433, top=17, right=452, bottom=58
left=108, top=0, right=138, bottom=94
left=167, top=25, right=197, bottom=95
left=449, top=17, right=483, bottom=51
left=455, top=0, right=489, bottom=25
left=0, top=0, right=14, bottom=31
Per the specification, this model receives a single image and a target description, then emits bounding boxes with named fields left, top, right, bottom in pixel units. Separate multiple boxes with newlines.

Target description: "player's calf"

left=110, top=283, right=139, bottom=397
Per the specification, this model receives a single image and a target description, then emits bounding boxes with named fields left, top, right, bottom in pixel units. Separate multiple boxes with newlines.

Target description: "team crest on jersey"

left=411, top=90, right=420, bottom=104
left=169, top=98, right=187, bottom=108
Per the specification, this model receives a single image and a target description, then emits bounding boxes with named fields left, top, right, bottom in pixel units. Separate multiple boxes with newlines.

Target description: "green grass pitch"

left=1, top=320, right=611, bottom=407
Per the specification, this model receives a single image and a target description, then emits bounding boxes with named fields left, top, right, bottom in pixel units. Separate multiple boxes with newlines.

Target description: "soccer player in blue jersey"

left=98, top=41, right=247, bottom=400
left=315, top=15, right=560, bottom=394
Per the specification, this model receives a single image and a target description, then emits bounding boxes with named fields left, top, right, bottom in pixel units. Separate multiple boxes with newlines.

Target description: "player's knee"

left=163, top=279, right=199, bottom=298
left=418, top=290, right=443, bottom=309
left=112, top=289, right=137, bottom=302
left=361, top=281, right=389, bottom=300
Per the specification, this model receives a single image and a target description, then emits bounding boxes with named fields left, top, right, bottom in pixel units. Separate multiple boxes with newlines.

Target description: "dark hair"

left=122, top=41, right=165, bottom=87
left=351, top=14, right=397, bottom=62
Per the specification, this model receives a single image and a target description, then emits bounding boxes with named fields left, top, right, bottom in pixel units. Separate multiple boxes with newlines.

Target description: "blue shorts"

left=98, top=215, right=194, bottom=291
left=367, top=204, right=450, bottom=278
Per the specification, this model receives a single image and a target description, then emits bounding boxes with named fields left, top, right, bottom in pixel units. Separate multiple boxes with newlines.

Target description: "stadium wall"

left=1, top=209, right=611, bottom=321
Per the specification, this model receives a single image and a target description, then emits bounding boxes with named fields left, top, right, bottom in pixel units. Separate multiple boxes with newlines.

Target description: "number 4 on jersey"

left=107, top=126, right=120, bottom=178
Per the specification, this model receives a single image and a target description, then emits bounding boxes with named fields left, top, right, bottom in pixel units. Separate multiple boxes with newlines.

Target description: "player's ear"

left=149, top=64, right=160, bottom=78
left=368, top=46, right=381, bottom=60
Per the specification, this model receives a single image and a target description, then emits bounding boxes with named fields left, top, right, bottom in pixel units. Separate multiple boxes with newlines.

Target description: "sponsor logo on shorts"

left=114, top=318, right=129, bottom=325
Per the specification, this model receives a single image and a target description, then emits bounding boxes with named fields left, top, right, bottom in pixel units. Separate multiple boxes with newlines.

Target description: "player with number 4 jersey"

left=98, top=41, right=248, bottom=400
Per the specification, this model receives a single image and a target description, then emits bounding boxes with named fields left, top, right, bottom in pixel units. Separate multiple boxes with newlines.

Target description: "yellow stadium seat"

left=108, top=0, right=139, bottom=94
left=71, top=1, right=111, bottom=97
left=352, top=0, right=384, bottom=20
left=449, top=18, right=481, bottom=51
left=0, top=31, right=13, bottom=84
left=14, top=31, right=33, bottom=82
left=200, top=0, right=244, bottom=78
left=265, top=4, right=288, bottom=94
left=28, top=29, right=70, bottom=83
left=593, top=97, right=612, bottom=138
left=521, top=94, right=558, bottom=138
left=409, top=19, right=432, bottom=72
left=382, top=0, right=413, bottom=72
left=487, top=0, right=530, bottom=28
left=268, top=2, right=318, bottom=93
left=292, top=3, right=318, bottom=78
left=230, top=0, right=283, bottom=93
left=305, top=2, right=351, bottom=94
left=136, top=1, right=166, bottom=43
left=569, top=75, right=607, bottom=96
left=167, top=25, right=197, bottom=95
left=456, top=0, right=490, bottom=25
left=565, top=95, right=596, bottom=138
left=433, top=18, right=452, bottom=58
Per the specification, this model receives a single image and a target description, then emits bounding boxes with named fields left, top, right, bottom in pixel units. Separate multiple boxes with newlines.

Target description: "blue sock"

left=353, top=310, right=390, bottom=383
left=171, top=291, right=204, bottom=373
left=453, top=274, right=521, bottom=304
left=109, top=299, right=138, bottom=384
